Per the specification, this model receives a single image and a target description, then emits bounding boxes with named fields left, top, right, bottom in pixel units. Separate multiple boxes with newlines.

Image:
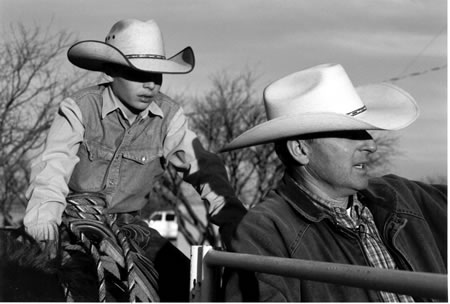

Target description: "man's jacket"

left=223, top=174, right=447, bottom=302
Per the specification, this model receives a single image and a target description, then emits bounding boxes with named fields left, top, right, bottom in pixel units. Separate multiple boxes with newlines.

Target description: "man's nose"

left=362, top=138, right=377, bottom=153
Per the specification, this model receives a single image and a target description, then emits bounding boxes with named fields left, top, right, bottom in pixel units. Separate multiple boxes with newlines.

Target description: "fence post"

left=190, top=245, right=221, bottom=302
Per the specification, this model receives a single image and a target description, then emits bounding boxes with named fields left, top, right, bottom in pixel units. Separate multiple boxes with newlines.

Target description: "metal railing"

left=190, top=246, right=448, bottom=302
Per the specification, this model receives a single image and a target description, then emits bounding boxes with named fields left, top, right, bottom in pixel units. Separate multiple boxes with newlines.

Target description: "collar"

left=291, top=177, right=349, bottom=210
left=290, top=176, right=356, bottom=222
left=358, top=176, right=401, bottom=224
left=276, top=173, right=330, bottom=222
left=277, top=173, right=399, bottom=223
left=101, top=84, right=164, bottom=120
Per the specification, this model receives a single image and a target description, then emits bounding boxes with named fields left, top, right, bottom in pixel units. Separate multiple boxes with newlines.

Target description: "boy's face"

left=111, top=68, right=163, bottom=116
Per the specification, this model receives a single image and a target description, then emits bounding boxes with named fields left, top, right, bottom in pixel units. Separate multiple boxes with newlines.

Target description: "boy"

left=24, top=18, right=245, bottom=300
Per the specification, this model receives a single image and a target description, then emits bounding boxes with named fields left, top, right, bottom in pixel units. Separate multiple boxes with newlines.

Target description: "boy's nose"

left=143, top=82, right=156, bottom=90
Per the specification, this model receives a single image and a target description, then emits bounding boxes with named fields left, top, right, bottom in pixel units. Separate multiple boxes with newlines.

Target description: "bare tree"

left=367, top=130, right=403, bottom=177
left=148, top=165, right=219, bottom=246
left=142, top=89, right=222, bottom=247
left=0, top=23, right=87, bottom=226
left=189, top=70, right=284, bottom=208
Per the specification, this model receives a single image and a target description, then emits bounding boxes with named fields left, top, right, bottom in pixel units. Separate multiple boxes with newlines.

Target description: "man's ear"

left=286, top=139, right=310, bottom=165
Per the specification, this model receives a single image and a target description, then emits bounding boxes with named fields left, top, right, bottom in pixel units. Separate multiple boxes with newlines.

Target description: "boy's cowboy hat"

left=221, top=63, right=419, bottom=152
left=67, top=19, right=194, bottom=74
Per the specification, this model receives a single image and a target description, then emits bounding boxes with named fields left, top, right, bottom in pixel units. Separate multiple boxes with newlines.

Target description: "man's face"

left=304, top=130, right=377, bottom=200
left=111, top=68, right=163, bottom=116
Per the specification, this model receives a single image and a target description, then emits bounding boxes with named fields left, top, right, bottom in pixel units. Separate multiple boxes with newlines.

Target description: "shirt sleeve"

left=162, top=107, right=247, bottom=228
left=23, top=97, right=84, bottom=240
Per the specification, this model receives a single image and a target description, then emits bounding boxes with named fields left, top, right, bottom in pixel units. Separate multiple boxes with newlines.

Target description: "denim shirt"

left=68, top=84, right=174, bottom=212
left=224, top=174, right=447, bottom=302
left=24, top=83, right=244, bottom=239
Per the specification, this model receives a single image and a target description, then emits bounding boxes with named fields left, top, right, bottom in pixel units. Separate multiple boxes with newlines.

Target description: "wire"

left=383, top=64, right=447, bottom=83
left=395, top=25, right=446, bottom=78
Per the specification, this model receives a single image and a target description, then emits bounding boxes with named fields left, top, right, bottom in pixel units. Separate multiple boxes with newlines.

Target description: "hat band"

left=346, top=106, right=367, bottom=116
left=126, top=54, right=166, bottom=59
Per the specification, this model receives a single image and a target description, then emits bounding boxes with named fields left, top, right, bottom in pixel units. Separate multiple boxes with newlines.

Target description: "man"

left=221, top=63, right=446, bottom=302
left=23, top=19, right=245, bottom=301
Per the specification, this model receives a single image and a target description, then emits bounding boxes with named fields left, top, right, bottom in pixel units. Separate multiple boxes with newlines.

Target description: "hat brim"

left=220, top=83, right=419, bottom=152
left=67, top=40, right=195, bottom=74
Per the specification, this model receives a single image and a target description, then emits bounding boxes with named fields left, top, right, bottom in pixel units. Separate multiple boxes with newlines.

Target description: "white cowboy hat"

left=221, top=63, right=419, bottom=152
left=67, top=19, right=194, bottom=74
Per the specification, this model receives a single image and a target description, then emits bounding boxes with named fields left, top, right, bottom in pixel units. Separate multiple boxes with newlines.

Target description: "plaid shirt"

left=296, top=183, right=414, bottom=302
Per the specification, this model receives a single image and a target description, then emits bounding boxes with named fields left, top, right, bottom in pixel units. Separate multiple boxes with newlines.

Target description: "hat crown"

left=105, top=19, right=166, bottom=57
left=264, top=63, right=365, bottom=120
left=221, top=63, right=418, bottom=152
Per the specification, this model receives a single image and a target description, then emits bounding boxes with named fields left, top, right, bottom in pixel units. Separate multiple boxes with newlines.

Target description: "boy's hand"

left=25, top=222, right=59, bottom=259
left=25, top=221, right=59, bottom=241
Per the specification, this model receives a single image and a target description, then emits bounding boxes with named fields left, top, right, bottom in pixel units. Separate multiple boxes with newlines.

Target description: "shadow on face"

left=104, top=63, right=163, bottom=84
left=274, top=130, right=375, bottom=168
left=298, top=130, right=374, bottom=141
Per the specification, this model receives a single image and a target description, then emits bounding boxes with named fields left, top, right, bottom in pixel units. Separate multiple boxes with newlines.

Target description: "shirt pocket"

left=119, top=148, right=164, bottom=193
left=84, top=141, right=114, bottom=161
left=122, top=149, right=162, bottom=165
left=68, top=141, right=115, bottom=192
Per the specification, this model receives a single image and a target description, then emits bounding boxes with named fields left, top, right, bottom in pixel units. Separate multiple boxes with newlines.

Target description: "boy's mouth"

left=138, top=95, right=154, bottom=103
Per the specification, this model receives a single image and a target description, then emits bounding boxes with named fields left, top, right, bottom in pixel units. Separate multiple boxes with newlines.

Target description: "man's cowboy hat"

left=221, top=63, right=419, bottom=152
left=67, top=19, right=194, bottom=74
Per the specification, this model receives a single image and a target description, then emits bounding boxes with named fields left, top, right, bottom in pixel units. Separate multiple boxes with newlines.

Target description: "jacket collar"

left=276, top=173, right=400, bottom=223
left=276, top=173, right=331, bottom=222
left=359, top=177, right=402, bottom=227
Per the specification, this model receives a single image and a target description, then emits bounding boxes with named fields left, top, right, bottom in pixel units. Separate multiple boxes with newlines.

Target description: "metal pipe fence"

left=190, top=246, right=447, bottom=302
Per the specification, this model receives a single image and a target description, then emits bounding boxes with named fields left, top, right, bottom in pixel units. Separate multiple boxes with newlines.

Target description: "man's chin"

left=355, top=179, right=370, bottom=191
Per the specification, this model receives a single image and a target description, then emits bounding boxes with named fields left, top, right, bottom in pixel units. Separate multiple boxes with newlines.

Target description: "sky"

left=0, top=0, right=447, bottom=181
